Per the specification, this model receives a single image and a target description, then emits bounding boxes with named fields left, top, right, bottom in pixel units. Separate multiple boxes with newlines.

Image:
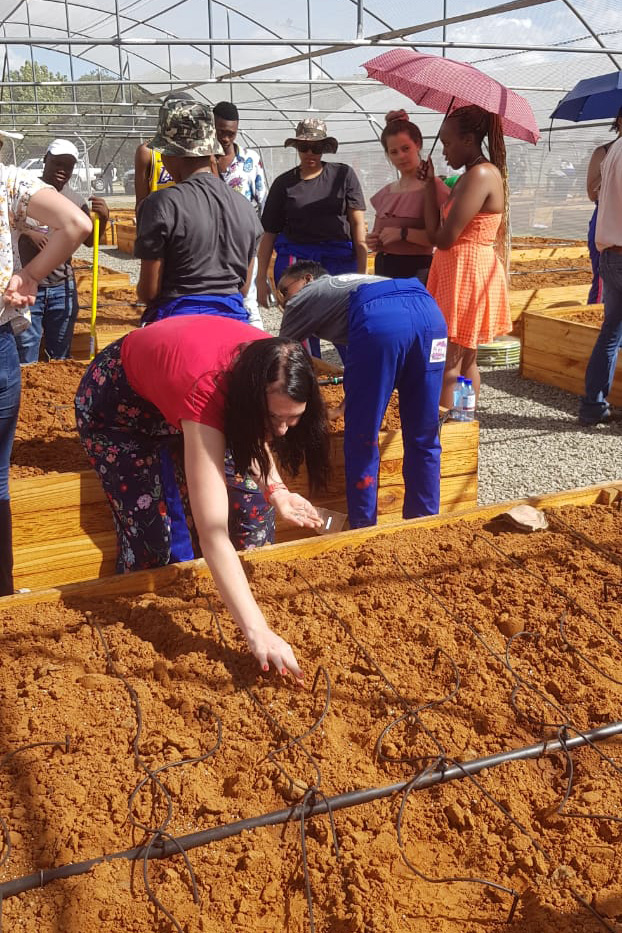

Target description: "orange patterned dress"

left=426, top=206, right=511, bottom=350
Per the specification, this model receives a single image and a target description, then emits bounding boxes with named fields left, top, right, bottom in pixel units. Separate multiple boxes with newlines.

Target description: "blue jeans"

left=343, top=279, right=447, bottom=528
left=0, top=323, right=21, bottom=594
left=15, top=278, right=78, bottom=364
left=580, top=248, right=622, bottom=422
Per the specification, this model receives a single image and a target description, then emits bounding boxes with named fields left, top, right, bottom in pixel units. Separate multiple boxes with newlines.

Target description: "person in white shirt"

left=15, top=138, right=109, bottom=363
left=0, top=153, right=92, bottom=595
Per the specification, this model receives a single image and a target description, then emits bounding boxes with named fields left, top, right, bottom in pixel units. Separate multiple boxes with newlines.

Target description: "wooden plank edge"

left=2, top=480, right=620, bottom=610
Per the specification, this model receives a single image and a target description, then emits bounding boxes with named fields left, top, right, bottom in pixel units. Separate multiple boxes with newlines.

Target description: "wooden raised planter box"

left=4, top=481, right=620, bottom=608
left=10, top=416, right=478, bottom=591
left=74, top=268, right=131, bottom=292
left=102, top=210, right=136, bottom=247
left=521, top=307, right=621, bottom=404
left=115, top=222, right=136, bottom=255
left=510, top=285, right=600, bottom=325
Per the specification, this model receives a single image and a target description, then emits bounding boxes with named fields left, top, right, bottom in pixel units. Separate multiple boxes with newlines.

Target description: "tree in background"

left=0, top=60, right=155, bottom=177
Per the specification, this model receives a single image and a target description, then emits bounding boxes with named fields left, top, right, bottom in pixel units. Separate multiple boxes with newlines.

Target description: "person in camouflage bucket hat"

left=134, top=94, right=266, bottom=573
left=284, top=118, right=338, bottom=154
left=148, top=99, right=225, bottom=158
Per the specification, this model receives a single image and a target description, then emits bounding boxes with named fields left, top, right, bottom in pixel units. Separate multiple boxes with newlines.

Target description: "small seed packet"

left=314, top=508, right=347, bottom=535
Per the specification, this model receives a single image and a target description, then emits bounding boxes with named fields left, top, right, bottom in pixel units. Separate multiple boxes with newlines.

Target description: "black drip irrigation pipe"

left=1, top=721, right=620, bottom=902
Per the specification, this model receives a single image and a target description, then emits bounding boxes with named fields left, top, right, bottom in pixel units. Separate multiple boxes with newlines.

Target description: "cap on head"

left=148, top=99, right=224, bottom=158
left=284, top=118, right=338, bottom=153
left=46, top=138, right=80, bottom=160
left=162, top=90, right=195, bottom=105
left=213, top=101, right=239, bottom=122
left=0, top=129, right=24, bottom=141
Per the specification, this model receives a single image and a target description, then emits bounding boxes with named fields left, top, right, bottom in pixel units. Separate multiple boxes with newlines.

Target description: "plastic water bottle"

left=452, top=377, right=465, bottom=420
left=461, top=379, right=476, bottom=422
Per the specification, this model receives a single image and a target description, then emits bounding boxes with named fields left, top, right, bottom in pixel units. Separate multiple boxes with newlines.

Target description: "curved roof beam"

left=73, top=0, right=382, bottom=139
left=560, top=0, right=622, bottom=69
left=5, top=1, right=281, bottom=150
left=214, top=0, right=556, bottom=81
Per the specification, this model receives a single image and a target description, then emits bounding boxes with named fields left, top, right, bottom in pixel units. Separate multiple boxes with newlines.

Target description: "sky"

left=2, top=0, right=621, bottom=147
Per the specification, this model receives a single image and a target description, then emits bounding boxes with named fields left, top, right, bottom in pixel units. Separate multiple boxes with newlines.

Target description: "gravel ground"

left=83, top=244, right=622, bottom=506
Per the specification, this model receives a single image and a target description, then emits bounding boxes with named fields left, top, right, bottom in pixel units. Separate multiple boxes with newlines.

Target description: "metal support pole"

left=207, top=0, right=215, bottom=79
left=25, top=0, right=41, bottom=126
left=63, top=0, right=79, bottom=116
left=307, top=0, right=313, bottom=110
left=114, top=0, right=127, bottom=103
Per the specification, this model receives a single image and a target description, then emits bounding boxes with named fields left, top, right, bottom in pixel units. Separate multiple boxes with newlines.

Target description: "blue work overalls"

left=343, top=278, right=447, bottom=528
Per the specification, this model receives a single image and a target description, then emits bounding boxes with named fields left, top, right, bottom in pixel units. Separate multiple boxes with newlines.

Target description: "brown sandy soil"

left=73, top=304, right=142, bottom=334
left=0, top=504, right=620, bottom=932
left=75, top=286, right=142, bottom=333
left=10, top=366, right=403, bottom=479
left=562, top=309, right=604, bottom=327
left=510, top=237, right=586, bottom=248
left=509, top=256, right=592, bottom=291
left=321, top=384, right=401, bottom=432
left=11, top=361, right=89, bottom=477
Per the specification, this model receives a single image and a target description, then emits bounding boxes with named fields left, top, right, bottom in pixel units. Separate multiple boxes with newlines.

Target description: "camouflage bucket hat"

left=148, top=99, right=225, bottom=158
left=284, top=118, right=338, bottom=153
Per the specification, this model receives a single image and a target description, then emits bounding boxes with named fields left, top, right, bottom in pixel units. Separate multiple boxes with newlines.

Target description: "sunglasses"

left=297, top=142, right=325, bottom=154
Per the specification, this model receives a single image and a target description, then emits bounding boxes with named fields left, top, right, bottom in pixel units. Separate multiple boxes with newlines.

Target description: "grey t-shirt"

left=279, top=274, right=387, bottom=345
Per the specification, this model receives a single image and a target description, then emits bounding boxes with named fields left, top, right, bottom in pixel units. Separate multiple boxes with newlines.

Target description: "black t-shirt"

left=261, top=162, right=366, bottom=244
left=135, top=171, right=261, bottom=301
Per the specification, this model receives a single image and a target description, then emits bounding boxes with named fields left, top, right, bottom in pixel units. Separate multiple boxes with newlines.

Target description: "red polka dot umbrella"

left=363, top=49, right=540, bottom=145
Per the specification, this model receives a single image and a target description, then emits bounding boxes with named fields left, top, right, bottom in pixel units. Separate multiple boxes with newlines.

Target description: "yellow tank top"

left=149, top=150, right=175, bottom=192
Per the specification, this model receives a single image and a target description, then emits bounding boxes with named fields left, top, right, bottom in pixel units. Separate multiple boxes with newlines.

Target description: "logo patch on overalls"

left=430, top=337, right=447, bottom=363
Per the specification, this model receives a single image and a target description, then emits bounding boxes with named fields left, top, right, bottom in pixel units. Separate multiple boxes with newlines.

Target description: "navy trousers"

left=587, top=204, right=602, bottom=305
left=343, top=279, right=447, bottom=529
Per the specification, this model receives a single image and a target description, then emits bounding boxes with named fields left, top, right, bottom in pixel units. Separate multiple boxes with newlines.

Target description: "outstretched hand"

left=3, top=271, right=38, bottom=308
left=271, top=490, right=322, bottom=529
left=245, top=625, right=304, bottom=685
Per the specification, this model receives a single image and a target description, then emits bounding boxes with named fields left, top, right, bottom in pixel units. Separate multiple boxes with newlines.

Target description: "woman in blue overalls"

left=277, top=263, right=448, bottom=528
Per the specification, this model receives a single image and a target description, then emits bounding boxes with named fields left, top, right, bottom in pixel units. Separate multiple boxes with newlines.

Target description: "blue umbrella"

left=550, top=70, right=622, bottom=122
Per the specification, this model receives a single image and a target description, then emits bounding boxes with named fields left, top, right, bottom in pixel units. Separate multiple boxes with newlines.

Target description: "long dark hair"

left=224, top=337, right=330, bottom=492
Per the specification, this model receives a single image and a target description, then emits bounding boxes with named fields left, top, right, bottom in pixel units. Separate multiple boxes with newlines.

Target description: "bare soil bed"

left=562, top=308, right=604, bottom=327
left=510, top=237, right=586, bottom=248
left=74, top=284, right=142, bottom=334
left=10, top=364, right=399, bottom=479
left=12, top=361, right=89, bottom=477
left=509, top=256, right=592, bottom=291
left=0, top=503, right=620, bottom=932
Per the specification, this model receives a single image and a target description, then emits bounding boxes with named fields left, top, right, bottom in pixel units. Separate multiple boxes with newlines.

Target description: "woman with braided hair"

left=419, top=104, right=511, bottom=409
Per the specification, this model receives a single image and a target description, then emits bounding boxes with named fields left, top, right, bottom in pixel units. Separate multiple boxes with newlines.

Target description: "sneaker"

left=578, top=411, right=613, bottom=426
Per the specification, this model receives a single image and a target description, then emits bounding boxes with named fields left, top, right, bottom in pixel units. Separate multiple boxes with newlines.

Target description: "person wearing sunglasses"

left=256, top=119, right=367, bottom=357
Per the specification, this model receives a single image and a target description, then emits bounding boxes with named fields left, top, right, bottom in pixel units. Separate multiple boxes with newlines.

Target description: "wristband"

left=266, top=482, right=289, bottom=502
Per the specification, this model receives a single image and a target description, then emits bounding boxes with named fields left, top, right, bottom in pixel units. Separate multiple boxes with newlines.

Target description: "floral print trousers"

left=74, top=340, right=275, bottom=574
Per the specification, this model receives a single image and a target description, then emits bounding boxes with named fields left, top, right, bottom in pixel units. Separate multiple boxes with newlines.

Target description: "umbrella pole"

left=427, top=95, right=455, bottom=160
left=89, top=214, right=100, bottom=361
